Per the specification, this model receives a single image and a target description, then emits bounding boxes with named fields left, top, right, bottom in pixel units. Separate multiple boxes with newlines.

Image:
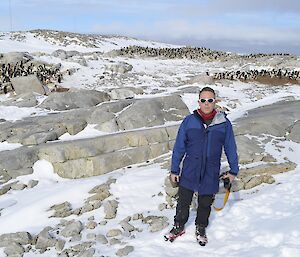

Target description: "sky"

left=0, top=0, right=300, bottom=55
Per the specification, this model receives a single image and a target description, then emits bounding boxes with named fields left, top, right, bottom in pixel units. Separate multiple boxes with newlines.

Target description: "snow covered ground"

left=0, top=31, right=300, bottom=257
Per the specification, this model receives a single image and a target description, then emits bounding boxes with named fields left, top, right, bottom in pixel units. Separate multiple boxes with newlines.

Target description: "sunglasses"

left=199, top=98, right=215, bottom=103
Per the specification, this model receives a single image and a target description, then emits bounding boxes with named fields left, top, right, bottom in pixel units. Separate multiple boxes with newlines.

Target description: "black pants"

left=174, top=186, right=214, bottom=227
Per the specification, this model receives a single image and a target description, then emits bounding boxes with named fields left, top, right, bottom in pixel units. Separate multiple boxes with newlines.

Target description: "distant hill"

left=0, top=29, right=180, bottom=54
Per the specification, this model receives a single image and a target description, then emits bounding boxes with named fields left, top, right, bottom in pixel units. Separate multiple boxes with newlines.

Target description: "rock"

left=63, top=120, right=87, bottom=135
left=106, top=229, right=122, bottom=237
left=143, top=215, right=169, bottom=232
left=0, top=232, right=32, bottom=245
left=95, top=234, right=108, bottom=244
left=88, top=216, right=95, bottom=221
left=86, top=233, right=96, bottom=240
left=132, top=213, right=143, bottom=220
left=116, top=95, right=189, bottom=130
left=109, top=238, right=121, bottom=245
left=116, top=246, right=134, bottom=257
left=61, top=220, right=83, bottom=238
left=4, top=242, right=25, bottom=256
left=35, top=227, right=57, bottom=249
left=86, top=221, right=97, bottom=230
left=231, top=179, right=244, bottom=192
left=87, top=192, right=110, bottom=202
left=10, top=183, right=27, bottom=190
left=99, top=220, right=108, bottom=226
left=87, top=109, right=118, bottom=132
left=0, top=92, right=38, bottom=108
left=236, top=100, right=300, bottom=138
left=22, top=131, right=58, bottom=145
left=58, top=251, right=69, bottom=257
left=49, top=201, right=73, bottom=218
left=51, top=49, right=68, bottom=59
left=158, top=203, right=167, bottom=211
left=70, top=242, right=94, bottom=252
left=78, top=201, right=101, bottom=215
left=11, top=75, right=46, bottom=95
left=108, top=62, right=133, bottom=74
left=119, top=221, right=135, bottom=233
left=108, top=88, right=135, bottom=100
left=0, top=52, right=33, bottom=64
left=0, top=147, right=38, bottom=176
left=122, top=216, right=131, bottom=222
left=55, top=239, right=66, bottom=251
left=244, top=175, right=275, bottom=190
left=88, top=183, right=110, bottom=194
left=186, top=74, right=214, bottom=85
left=27, top=179, right=39, bottom=188
left=0, top=183, right=12, bottom=195
left=235, top=135, right=265, bottom=164
left=77, top=57, right=88, bottom=67
left=6, top=168, right=33, bottom=179
left=40, top=90, right=110, bottom=111
left=69, top=234, right=82, bottom=242
left=78, top=248, right=95, bottom=257
left=287, top=121, right=300, bottom=143
left=262, top=175, right=276, bottom=184
left=104, top=200, right=118, bottom=219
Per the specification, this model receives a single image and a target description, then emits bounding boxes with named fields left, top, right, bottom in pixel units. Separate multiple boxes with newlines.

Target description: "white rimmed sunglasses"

left=199, top=98, right=215, bottom=103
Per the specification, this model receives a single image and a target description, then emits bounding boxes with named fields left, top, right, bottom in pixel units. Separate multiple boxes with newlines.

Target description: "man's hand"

left=223, top=173, right=235, bottom=183
left=170, top=173, right=180, bottom=184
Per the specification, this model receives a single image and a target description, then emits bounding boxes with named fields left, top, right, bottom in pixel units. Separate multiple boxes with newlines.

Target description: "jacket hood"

left=210, top=111, right=226, bottom=126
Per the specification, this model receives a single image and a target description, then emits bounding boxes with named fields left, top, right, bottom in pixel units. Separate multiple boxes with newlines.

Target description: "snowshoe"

left=164, top=224, right=185, bottom=242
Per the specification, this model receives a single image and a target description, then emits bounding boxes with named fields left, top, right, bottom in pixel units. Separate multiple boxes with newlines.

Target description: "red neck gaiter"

left=197, top=108, right=217, bottom=121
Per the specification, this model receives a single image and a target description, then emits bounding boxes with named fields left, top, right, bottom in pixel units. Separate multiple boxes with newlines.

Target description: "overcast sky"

left=1, top=0, right=300, bottom=55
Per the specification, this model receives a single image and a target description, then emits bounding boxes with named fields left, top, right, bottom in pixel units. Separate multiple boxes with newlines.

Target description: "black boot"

left=195, top=224, right=208, bottom=246
left=164, top=223, right=185, bottom=242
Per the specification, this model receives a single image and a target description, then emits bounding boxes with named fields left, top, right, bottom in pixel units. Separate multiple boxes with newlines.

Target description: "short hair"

left=199, top=87, right=216, bottom=98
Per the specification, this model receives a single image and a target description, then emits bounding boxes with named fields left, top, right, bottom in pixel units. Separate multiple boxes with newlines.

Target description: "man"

left=166, top=86, right=239, bottom=246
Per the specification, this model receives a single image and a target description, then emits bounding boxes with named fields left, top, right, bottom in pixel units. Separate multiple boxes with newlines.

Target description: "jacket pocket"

left=182, top=155, right=200, bottom=182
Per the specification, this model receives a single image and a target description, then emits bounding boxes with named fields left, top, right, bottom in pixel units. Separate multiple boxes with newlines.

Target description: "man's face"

left=198, top=91, right=215, bottom=114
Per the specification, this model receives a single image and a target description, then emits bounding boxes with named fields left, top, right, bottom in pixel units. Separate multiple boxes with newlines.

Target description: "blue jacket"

left=171, top=110, right=239, bottom=194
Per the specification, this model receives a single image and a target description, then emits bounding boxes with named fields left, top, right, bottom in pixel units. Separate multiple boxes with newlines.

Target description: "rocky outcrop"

left=235, top=100, right=300, bottom=139
left=116, top=95, right=188, bottom=130
left=39, top=90, right=110, bottom=111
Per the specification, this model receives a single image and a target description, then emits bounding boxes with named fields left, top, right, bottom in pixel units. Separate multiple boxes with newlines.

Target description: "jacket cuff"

left=171, top=170, right=180, bottom=176
left=229, top=170, right=238, bottom=176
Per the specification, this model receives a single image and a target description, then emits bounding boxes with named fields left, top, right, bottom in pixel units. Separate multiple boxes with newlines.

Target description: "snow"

left=0, top=31, right=300, bottom=257
left=0, top=142, right=22, bottom=152
left=58, top=124, right=108, bottom=141
left=0, top=105, right=47, bottom=121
